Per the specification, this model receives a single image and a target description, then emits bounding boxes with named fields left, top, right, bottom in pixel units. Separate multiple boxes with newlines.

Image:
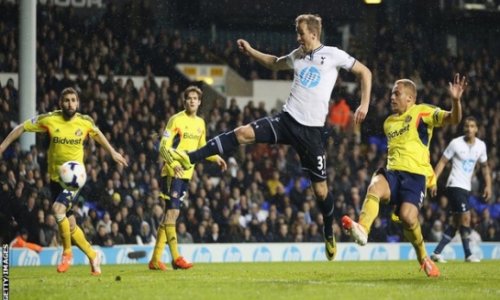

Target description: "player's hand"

left=112, top=151, right=128, bottom=167
left=430, top=186, right=438, bottom=198
left=216, top=156, right=227, bottom=172
left=353, top=103, right=368, bottom=125
left=170, top=161, right=184, bottom=178
left=449, top=73, right=467, bottom=101
left=237, top=39, right=251, bottom=56
left=483, top=187, right=492, bottom=202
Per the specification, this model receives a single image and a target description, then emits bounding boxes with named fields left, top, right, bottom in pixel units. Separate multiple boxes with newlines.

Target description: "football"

left=59, top=161, right=87, bottom=190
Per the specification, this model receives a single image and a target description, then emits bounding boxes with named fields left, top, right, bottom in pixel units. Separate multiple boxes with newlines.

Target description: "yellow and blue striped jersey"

left=159, top=110, right=217, bottom=179
left=384, top=104, right=446, bottom=177
left=23, top=111, right=97, bottom=181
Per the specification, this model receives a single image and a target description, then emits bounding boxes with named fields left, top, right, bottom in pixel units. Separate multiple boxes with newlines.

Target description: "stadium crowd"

left=0, top=3, right=499, bottom=249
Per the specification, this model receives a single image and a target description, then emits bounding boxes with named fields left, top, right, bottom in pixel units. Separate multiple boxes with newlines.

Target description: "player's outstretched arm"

left=0, top=124, right=25, bottom=157
left=237, top=39, right=290, bottom=71
left=350, top=61, right=372, bottom=125
left=444, top=73, right=467, bottom=125
left=92, top=129, right=128, bottom=167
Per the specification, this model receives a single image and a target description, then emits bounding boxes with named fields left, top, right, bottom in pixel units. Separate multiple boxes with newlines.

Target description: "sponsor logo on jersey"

left=299, top=66, right=321, bottom=88
left=183, top=133, right=200, bottom=140
left=387, top=124, right=410, bottom=139
left=52, top=137, right=83, bottom=145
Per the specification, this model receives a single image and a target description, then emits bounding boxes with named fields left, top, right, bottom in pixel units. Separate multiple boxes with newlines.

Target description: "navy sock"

left=189, top=131, right=239, bottom=163
left=318, top=192, right=335, bottom=238
left=434, top=225, right=456, bottom=254
left=459, top=226, right=472, bottom=258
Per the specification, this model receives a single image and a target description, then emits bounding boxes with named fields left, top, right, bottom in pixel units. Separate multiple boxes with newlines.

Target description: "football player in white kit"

left=164, top=14, right=372, bottom=260
left=430, top=116, right=492, bottom=263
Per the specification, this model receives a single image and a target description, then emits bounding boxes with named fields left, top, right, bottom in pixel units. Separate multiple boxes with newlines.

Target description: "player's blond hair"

left=184, top=85, right=203, bottom=100
left=295, top=14, right=322, bottom=37
left=395, top=79, right=417, bottom=100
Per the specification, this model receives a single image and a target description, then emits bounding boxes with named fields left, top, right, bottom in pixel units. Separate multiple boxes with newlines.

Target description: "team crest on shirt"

left=163, top=130, right=171, bottom=138
left=172, top=191, right=178, bottom=198
left=404, top=116, right=412, bottom=123
left=75, top=129, right=83, bottom=136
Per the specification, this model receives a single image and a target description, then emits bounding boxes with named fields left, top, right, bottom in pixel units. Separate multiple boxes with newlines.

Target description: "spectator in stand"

left=110, top=221, right=125, bottom=245
left=10, top=229, right=42, bottom=253
left=39, top=214, right=59, bottom=247
left=328, top=98, right=352, bottom=131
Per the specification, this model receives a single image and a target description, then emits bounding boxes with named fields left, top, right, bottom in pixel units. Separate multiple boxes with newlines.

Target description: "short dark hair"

left=59, top=87, right=79, bottom=102
left=464, top=116, right=477, bottom=125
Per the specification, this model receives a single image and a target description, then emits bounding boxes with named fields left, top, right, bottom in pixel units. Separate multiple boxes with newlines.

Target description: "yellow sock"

left=166, top=224, right=179, bottom=260
left=57, top=217, right=72, bottom=255
left=403, top=222, right=427, bottom=263
left=151, top=224, right=167, bottom=262
left=71, top=226, right=96, bottom=260
left=358, top=193, right=380, bottom=234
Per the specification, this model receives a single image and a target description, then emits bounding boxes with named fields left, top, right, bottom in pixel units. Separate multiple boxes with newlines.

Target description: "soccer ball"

left=59, top=161, right=87, bottom=190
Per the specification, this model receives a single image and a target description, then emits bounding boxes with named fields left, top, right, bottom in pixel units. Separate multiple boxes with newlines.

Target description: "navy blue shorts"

left=50, top=181, right=80, bottom=215
left=376, top=168, right=426, bottom=214
left=446, top=186, right=470, bottom=213
left=251, top=111, right=326, bottom=182
left=160, top=177, right=189, bottom=210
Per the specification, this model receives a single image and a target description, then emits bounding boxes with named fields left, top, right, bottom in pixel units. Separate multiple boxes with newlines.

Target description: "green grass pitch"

left=9, top=261, right=500, bottom=300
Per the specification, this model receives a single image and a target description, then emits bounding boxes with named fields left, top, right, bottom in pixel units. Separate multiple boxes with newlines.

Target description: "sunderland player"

left=148, top=86, right=226, bottom=271
left=430, top=116, right=491, bottom=263
left=164, top=14, right=372, bottom=260
left=0, top=87, right=127, bottom=275
left=341, top=74, right=466, bottom=277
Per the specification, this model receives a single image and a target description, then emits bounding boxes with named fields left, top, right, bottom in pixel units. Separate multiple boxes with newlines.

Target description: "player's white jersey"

left=284, top=45, right=356, bottom=127
left=444, top=136, right=488, bottom=191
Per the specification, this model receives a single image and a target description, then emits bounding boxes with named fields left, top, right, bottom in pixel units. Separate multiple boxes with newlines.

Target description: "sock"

left=71, top=226, right=96, bottom=260
left=189, top=131, right=239, bottom=163
left=358, top=193, right=380, bottom=234
left=403, top=222, right=427, bottom=263
left=459, top=226, right=472, bottom=258
left=56, top=217, right=72, bottom=255
left=166, top=224, right=180, bottom=260
left=151, top=224, right=167, bottom=262
left=318, top=192, right=334, bottom=238
left=434, top=225, right=456, bottom=254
